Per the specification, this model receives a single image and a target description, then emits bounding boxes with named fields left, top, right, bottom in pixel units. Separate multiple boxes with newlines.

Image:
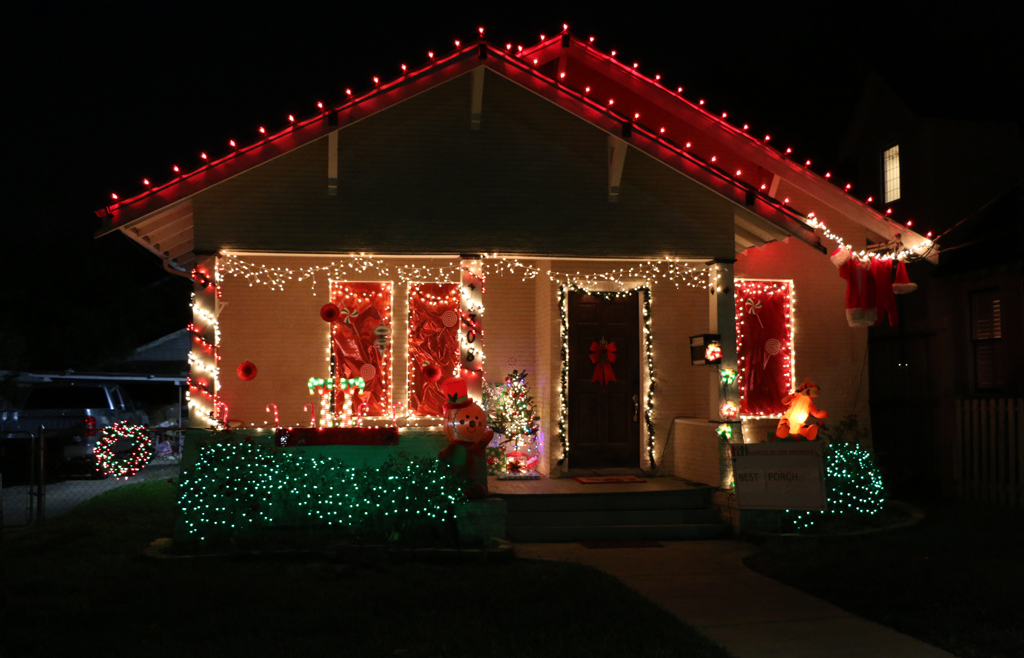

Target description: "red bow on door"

left=590, top=340, right=618, bottom=384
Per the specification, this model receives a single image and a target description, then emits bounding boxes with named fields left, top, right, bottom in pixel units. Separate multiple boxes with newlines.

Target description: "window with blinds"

left=971, top=289, right=1004, bottom=389
left=883, top=144, right=901, bottom=203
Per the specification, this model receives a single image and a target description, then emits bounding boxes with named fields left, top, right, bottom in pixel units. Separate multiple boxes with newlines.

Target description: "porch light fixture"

left=690, top=334, right=721, bottom=366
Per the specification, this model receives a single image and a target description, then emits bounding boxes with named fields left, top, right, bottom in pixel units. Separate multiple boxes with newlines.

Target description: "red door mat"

left=274, top=427, right=399, bottom=447
left=572, top=475, right=648, bottom=484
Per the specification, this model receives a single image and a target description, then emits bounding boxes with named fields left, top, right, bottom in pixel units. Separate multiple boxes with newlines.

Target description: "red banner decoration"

left=274, top=427, right=399, bottom=447
left=408, top=283, right=460, bottom=416
left=735, top=280, right=794, bottom=417
left=330, top=282, right=392, bottom=417
left=589, top=340, right=617, bottom=384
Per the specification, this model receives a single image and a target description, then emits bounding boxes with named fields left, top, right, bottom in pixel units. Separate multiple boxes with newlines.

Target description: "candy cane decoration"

left=215, top=402, right=229, bottom=426
left=320, top=390, right=333, bottom=428
left=391, top=400, right=407, bottom=426
left=303, top=403, right=316, bottom=428
left=745, top=298, right=764, bottom=327
left=764, top=338, right=782, bottom=368
left=265, top=403, right=279, bottom=428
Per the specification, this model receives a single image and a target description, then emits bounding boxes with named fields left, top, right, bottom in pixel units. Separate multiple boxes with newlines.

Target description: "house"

left=839, top=75, right=1023, bottom=502
left=94, top=29, right=937, bottom=536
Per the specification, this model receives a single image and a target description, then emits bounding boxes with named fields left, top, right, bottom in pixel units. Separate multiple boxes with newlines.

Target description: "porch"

left=197, top=252, right=739, bottom=479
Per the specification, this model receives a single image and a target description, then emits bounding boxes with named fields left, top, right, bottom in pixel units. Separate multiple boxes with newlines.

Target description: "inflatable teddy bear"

left=438, top=378, right=493, bottom=498
left=774, top=378, right=829, bottom=441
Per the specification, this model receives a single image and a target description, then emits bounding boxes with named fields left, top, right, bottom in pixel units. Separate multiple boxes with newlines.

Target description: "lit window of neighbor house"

left=883, top=144, right=901, bottom=203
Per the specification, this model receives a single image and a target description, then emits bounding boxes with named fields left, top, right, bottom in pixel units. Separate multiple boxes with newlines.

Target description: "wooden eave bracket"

left=327, top=131, right=339, bottom=195
left=470, top=66, right=485, bottom=130
left=608, top=135, right=627, bottom=202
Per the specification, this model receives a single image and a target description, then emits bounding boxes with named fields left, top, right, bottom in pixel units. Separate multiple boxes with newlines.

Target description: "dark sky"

left=3, top=0, right=1021, bottom=369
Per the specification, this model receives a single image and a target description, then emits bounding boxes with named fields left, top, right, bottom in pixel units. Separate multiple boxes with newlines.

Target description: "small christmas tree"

left=790, top=414, right=885, bottom=530
left=483, top=370, right=541, bottom=476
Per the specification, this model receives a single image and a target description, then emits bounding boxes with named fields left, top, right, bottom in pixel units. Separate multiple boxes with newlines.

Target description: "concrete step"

left=507, top=523, right=729, bottom=542
left=497, top=487, right=715, bottom=513
left=507, top=508, right=722, bottom=528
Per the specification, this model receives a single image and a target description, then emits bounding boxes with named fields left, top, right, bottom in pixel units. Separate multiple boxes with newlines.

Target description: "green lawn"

left=744, top=502, right=1024, bottom=658
left=3, top=481, right=733, bottom=658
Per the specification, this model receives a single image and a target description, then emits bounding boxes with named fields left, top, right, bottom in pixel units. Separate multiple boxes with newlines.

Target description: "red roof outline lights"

left=96, top=26, right=916, bottom=245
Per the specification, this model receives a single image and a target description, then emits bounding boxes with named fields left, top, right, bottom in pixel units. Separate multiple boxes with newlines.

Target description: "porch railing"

left=953, top=398, right=1024, bottom=508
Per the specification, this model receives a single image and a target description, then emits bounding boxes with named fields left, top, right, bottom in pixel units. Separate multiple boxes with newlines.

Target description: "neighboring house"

left=95, top=31, right=935, bottom=489
left=839, top=74, right=1023, bottom=501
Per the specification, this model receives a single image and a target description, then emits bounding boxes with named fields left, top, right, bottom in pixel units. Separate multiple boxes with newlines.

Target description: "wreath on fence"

left=93, top=423, right=154, bottom=478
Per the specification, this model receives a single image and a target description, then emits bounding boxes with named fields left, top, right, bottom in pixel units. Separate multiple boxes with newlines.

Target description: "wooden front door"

left=568, top=290, right=641, bottom=468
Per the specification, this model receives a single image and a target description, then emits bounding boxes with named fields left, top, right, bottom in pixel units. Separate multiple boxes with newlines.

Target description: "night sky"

left=4, top=1, right=1021, bottom=371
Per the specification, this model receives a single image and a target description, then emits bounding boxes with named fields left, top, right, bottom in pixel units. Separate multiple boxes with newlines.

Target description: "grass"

left=3, top=480, right=733, bottom=658
left=744, top=501, right=1024, bottom=658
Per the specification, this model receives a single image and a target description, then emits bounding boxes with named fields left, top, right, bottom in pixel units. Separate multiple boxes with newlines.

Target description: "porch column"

left=708, top=260, right=738, bottom=423
left=459, top=256, right=485, bottom=404
left=188, top=253, right=220, bottom=428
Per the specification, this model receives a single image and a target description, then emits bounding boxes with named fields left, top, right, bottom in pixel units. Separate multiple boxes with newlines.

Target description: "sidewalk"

left=515, top=540, right=953, bottom=658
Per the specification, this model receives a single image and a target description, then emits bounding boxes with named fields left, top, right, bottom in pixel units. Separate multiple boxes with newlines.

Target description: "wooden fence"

left=953, top=398, right=1024, bottom=507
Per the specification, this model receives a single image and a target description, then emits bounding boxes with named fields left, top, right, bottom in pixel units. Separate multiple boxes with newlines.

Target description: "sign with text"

left=730, top=442, right=827, bottom=511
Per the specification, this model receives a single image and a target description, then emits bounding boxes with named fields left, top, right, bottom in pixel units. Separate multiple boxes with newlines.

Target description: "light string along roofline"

left=104, top=25, right=918, bottom=239
left=804, top=213, right=937, bottom=262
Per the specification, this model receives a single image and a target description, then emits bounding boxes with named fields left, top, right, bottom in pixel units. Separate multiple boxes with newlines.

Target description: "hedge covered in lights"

left=177, top=438, right=466, bottom=544
left=790, top=442, right=885, bottom=530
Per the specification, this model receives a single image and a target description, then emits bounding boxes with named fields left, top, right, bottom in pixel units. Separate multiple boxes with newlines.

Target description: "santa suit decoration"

left=438, top=378, right=493, bottom=498
left=831, top=246, right=877, bottom=327
left=832, top=246, right=913, bottom=327
left=870, top=258, right=898, bottom=327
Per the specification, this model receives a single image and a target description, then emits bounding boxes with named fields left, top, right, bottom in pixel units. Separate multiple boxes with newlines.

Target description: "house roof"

left=96, top=29, right=936, bottom=273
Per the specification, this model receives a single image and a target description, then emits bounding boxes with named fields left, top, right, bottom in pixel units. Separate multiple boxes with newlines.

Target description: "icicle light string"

left=220, top=253, right=711, bottom=292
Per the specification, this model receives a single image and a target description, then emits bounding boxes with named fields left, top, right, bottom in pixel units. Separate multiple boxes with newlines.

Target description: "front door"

left=567, top=290, right=641, bottom=468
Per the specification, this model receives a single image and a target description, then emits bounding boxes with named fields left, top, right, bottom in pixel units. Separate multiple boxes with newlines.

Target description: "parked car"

left=7, top=382, right=149, bottom=478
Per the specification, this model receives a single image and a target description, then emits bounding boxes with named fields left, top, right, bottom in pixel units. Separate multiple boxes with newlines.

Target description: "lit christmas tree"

left=483, top=370, right=541, bottom=477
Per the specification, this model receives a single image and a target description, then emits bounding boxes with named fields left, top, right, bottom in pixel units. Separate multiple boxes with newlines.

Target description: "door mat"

left=579, top=540, right=664, bottom=549
left=572, top=475, right=648, bottom=484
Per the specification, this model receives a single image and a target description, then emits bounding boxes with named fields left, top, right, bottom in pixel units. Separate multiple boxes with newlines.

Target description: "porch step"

left=495, top=486, right=730, bottom=542
left=500, top=487, right=714, bottom=512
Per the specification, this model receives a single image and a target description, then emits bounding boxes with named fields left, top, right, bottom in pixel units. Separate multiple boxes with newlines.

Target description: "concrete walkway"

left=515, top=540, right=952, bottom=658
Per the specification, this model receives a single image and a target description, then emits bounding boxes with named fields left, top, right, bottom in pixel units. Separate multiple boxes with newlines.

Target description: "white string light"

left=805, top=213, right=934, bottom=262
left=220, top=253, right=711, bottom=292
